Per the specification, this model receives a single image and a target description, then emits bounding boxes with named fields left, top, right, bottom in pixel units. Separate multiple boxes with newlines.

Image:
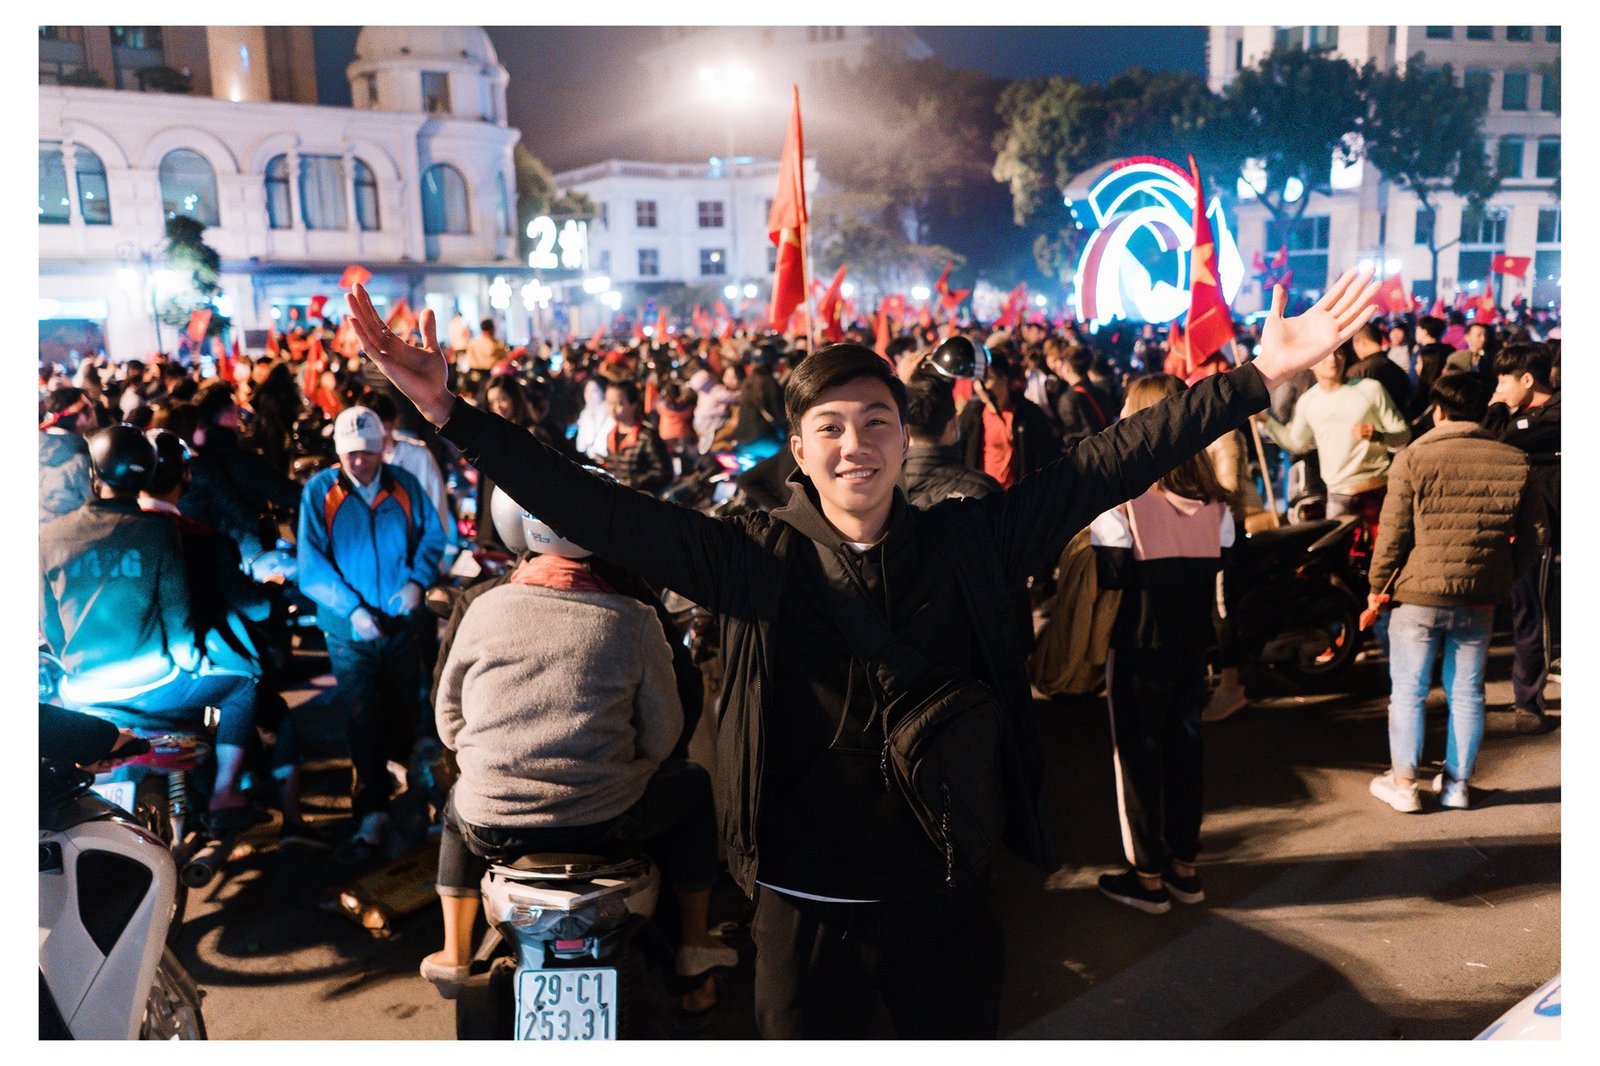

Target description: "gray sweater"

left=434, top=582, right=680, bottom=829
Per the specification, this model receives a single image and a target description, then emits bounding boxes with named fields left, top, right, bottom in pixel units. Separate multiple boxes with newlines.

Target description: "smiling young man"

left=343, top=268, right=1380, bottom=1039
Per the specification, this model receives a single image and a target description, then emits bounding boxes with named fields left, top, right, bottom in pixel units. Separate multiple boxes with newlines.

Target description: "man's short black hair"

left=1065, top=345, right=1094, bottom=377
left=904, top=371, right=956, bottom=439
left=46, top=385, right=84, bottom=414
left=1493, top=343, right=1554, bottom=389
left=1357, top=321, right=1385, bottom=347
left=784, top=342, right=908, bottom=429
left=1430, top=370, right=1492, bottom=422
left=480, top=318, right=496, bottom=333
left=605, top=378, right=642, bottom=406
left=1417, top=315, right=1445, bottom=342
left=884, top=336, right=919, bottom=361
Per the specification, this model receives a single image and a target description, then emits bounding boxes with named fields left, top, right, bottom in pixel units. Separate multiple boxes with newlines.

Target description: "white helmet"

left=489, top=469, right=615, bottom=560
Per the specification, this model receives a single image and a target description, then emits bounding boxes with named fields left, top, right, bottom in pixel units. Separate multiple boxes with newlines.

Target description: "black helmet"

left=88, top=423, right=157, bottom=493
left=926, top=335, right=990, bottom=382
left=145, top=430, right=191, bottom=497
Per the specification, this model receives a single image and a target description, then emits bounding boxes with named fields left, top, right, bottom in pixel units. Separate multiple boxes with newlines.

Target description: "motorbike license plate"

left=515, top=967, right=618, bottom=1041
left=90, top=779, right=136, bottom=814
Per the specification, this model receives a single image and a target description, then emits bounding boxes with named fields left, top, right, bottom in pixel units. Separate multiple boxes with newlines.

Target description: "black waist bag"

left=875, top=663, right=1006, bottom=885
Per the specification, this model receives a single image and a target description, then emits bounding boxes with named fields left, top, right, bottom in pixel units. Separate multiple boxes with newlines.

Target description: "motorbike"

left=40, top=752, right=207, bottom=1039
left=452, top=851, right=668, bottom=1040
left=1224, top=515, right=1368, bottom=687
left=40, top=650, right=246, bottom=926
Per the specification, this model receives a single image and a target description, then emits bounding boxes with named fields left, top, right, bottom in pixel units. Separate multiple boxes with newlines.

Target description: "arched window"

left=264, top=154, right=291, bottom=229
left=495, top=171, right=514, bottom=236
left=75, top=148, right=110, bottom=225
left=298, top=154, right=347, bottom=231
left=158, top=148, right=219, bottom=226
left=39, top=143, right=70, bottom=224
left=421, top=163, right=470, bottom=235
left=353, top=158, right=380, bottom=231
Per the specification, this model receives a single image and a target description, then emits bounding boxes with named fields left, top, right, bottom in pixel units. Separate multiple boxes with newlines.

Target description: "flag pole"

left=795, top=84, right=818, bottom=354
left=1247, top=418, right=1282, bottom=528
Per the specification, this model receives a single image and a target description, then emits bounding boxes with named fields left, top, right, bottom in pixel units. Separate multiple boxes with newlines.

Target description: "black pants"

left=1510, top=547, right=1555, bottom=713
left=1106, top=646, right=1207, bottom=874
left=752, top=881, right=1003, bottom=1039
left=324, top=624, right=422, bottom=820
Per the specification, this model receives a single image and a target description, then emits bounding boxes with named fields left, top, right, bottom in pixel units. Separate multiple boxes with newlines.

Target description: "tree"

left=158, top=215, right=229, bottom=338
left=1203, top=47, right=1366, bottom=228
left=991, top=68, right=1216, bottom=283
left=513, top=143, right=596, bottom=259
left=808, top=45, right=1003, bottom=291
left=809, top=190, right=962, bottom=296
left=1361, top=55, right=1501, bottom=296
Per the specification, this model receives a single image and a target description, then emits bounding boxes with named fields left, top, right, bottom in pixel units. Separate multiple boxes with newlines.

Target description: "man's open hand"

left=345, top=284, right=454, bottom=426
left=1253, top=266, right=1381, bottom=390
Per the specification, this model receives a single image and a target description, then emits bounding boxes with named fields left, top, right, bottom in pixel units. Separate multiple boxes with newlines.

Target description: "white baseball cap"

left=333, top=405, right=385, bottom=455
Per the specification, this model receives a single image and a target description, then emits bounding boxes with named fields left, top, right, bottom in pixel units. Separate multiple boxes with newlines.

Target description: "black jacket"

left=440, top=363, right=1272, bottom=897
left=1483, top=392, right=1560, bottom=547
left=958, top=395, right=1056, bottom=486
left=603, top=422, right=673, bottom=495
left=900, top=444, right=1002, bottom=508
left=1348, top=352, right=1411, bottom=415
left=179, top=427, right=299, bottom=563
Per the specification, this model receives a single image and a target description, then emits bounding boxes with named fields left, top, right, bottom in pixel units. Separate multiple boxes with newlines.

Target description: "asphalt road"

left=175, top=631, right=1560, bottom=1040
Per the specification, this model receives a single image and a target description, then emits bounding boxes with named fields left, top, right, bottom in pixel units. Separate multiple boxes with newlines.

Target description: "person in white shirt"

left=364, top=391, right=454, bottom=565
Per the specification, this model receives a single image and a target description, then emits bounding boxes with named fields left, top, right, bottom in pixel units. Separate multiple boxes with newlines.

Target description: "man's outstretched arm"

left=986, top=267, right=1380, bottom=580
left=343, top=287, right=745, bottom=607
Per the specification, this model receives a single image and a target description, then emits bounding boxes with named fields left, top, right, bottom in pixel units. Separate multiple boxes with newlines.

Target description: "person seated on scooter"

left=425, top=497, right=735, bottom=1012
left=39, top=424, right=258, bottom=826
left=139, top=430, right=327, bottom=848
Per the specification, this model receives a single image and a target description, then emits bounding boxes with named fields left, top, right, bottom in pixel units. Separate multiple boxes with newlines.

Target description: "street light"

left=742, top=283, right=757, bottom=299
left=911, top=285, right=931, bottom=301
left=699, top=63, right=756, bottom=297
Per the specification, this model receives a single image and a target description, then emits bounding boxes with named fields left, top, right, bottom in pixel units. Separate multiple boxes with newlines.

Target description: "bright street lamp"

left=911, top=285, right=931, bottom=302
left=698, top=63, right=756, bottom=299
left=724, top=283, right=740, bottom=300
left=742, top=283, right=757, bottom=299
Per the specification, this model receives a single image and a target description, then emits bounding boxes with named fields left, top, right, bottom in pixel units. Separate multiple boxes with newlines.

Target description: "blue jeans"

left=1386, top=604, right=1493, bottom=782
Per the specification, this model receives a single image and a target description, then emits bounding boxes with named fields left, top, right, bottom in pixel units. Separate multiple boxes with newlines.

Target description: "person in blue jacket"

left=298, top=405, right=445, bottom=860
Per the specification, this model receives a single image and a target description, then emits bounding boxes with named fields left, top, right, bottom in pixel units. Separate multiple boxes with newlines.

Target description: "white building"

left=552, top=156, right=820, bottom=299
left=38, top=26, right=521, bottom=363
left=1206, top=25, right=1560, bottom=311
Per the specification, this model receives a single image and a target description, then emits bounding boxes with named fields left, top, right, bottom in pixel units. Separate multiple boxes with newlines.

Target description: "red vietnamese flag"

left=1182, top=155, right=1234, bottom=375
left=817, top=263, right=848, bottom=343
left=995, top=283, right=1028, bottom=329
left=874, top=300, right=891, bottom=356
left=767, top=85, right=809, bottom=331
left=936, top=260, right=972, bottom=314
left=1373, top=274, right=1410, bottom=315
left=586, top=323, right=607, bottom=350
left=301, top=334, right=327, bottom=395
left=385, top=298, right=417, bottom=338
left=186, top=308, right=212, bottom=345
left=1472, top=277, right=1499, bottom=323
left=307, top=294, right=329, bottom=320
left=1490, top=254, right=1532, bottom=279
left=656, top=307, right=669, bottom=338
left=1428, top=296, right=1447, bottom=319
left=1163, top=320, right=1189, bottom=378
left=1270, top=245, right=1288, bottom=271
left=339, top=265, right=373, bottom=291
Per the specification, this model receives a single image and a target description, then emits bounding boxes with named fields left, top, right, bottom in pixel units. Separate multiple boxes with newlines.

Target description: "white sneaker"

left=1431, top=773, right=1470, bottom=810
left=1369, top=772, right=1423, bottom=813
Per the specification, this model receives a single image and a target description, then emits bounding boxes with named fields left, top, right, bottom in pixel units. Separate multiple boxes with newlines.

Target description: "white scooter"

left=40, top=756, right=207, bottom=1039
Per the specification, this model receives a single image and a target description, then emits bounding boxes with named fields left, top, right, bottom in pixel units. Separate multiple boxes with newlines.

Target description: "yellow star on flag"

left=1191, top=242, right=1217, bottom=288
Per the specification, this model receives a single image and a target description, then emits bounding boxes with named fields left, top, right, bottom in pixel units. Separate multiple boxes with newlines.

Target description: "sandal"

left=675, top=942, right=738, bottom=977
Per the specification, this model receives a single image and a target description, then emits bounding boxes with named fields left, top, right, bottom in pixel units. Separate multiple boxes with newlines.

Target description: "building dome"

left=353, top=26, right=498, bottom=67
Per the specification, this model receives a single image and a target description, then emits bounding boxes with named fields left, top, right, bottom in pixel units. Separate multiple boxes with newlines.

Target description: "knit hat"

left=333, top=405, right=385, bottom=455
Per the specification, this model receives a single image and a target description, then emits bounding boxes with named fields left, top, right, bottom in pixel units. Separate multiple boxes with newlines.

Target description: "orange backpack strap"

left=322, top=477, right=351, bottom=541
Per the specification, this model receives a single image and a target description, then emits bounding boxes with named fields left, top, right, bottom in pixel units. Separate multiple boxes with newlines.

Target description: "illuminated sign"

left=1069, top=156, right=1243, bottom=327
left=527, top=217, right=589, bottom=271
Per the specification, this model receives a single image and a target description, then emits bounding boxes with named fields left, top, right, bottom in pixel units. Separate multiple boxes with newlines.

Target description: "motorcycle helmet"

left=926, top=335, right=990, bottom=382
left=489, top=467, right=618, bottom=560
left=144, top=430, right=191, bottom=497
left=88, top=423, right=157, bottom=493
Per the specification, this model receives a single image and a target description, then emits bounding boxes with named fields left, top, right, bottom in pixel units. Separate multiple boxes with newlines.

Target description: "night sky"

left=313, top=25, right=1206, bottom=171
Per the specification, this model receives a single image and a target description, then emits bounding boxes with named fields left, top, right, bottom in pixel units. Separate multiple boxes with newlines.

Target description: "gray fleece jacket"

left=434, top=582, right=680, bottom=829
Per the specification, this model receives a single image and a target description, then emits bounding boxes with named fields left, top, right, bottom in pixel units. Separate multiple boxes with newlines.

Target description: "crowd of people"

left=38, top=270, right=1560, bottom=1037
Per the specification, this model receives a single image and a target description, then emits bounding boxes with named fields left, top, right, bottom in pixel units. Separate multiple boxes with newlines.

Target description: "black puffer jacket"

left=900, top=444, right=1001, bottom=508
left=441, top=363, right=1272, bottom=897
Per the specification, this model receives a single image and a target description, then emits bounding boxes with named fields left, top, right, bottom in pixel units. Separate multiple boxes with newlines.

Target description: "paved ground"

left=177, top=629, right=1559, bottom=1040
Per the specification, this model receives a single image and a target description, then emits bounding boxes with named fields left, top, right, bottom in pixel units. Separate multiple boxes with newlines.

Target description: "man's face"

left=1467, top=325, right=1488, bottom=352
left=339, top=449, right=381, bottom=486
left=487, top=389, right=518, bottom=421
left=1496, top=372, right=1535, bottom=410
left=1352, top=332, right=1382, bottom=358
left=1313, top=351, right=1346, bottom=387
left=605, top=388, right=639, bottom=425
left=1389, top=327, right=1407, bottom=348
left=790, top=377, right=909, bottom=531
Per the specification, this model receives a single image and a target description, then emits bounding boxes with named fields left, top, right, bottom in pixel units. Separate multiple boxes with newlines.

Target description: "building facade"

left=1206, top=25, right=1560, bottom=312
left=39, top=26, right=521, bottom=363
left=551, top=157, right=820, bottom=301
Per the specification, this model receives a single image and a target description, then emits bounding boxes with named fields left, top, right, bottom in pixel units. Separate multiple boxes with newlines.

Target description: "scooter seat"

left=492, top=852, right=653, bottom=881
